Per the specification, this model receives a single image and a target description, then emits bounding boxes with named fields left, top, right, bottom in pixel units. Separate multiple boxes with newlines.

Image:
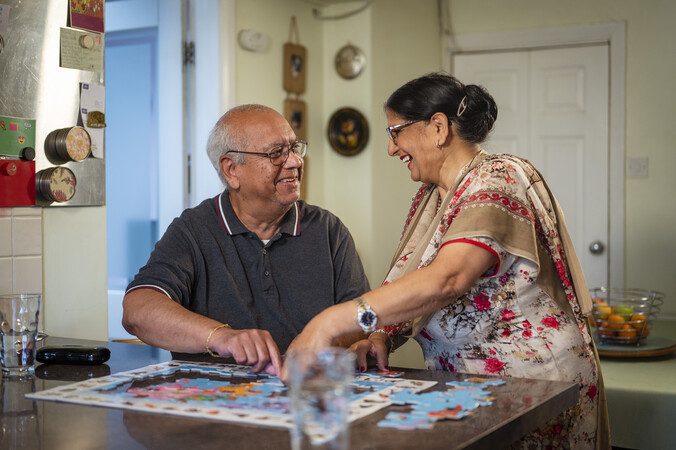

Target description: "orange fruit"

left=606, top=314, right=626, bottom=330
left=618, top=324, right=638, bottom=340
left=597, top=322, right=615, bottom=338
left=630, top=313, right=647, bottom=330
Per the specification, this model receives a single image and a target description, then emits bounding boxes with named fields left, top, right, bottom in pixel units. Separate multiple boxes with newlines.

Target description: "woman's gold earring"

left=436, top=142, right=442, bottom=150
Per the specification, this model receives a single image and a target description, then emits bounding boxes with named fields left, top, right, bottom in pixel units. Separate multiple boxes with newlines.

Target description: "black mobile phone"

left=36, top=346, right=111, bottom=365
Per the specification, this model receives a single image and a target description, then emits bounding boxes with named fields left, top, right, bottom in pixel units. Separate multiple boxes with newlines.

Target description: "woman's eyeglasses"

left=386, top=120, right=420, bottom=145
left=223, top=140, right=307, bottom=166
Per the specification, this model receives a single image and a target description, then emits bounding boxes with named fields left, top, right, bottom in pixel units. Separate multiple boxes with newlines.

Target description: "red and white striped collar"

left=215, top=192, right=301, bottom=237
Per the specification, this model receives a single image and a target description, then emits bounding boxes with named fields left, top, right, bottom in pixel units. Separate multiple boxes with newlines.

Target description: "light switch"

left=627, top=157, right=649, bottom=178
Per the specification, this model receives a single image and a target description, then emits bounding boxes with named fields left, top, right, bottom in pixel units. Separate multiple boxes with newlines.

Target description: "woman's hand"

left=280, top=316, right=335, bottom=383
left=349, top=333, right=390, bottom=372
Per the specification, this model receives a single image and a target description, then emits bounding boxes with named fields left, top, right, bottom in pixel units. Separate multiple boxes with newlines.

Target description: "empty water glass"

left=287, top=347, right=355, bottom=450
left=0, top=294, right=41, bottom=377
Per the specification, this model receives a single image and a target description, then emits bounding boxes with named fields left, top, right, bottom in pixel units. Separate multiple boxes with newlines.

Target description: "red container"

left=0, top=160, right=36, bottom=207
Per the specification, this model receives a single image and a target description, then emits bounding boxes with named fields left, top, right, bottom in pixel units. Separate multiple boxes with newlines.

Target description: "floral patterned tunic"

left=383, top=154, right=606, bottom=448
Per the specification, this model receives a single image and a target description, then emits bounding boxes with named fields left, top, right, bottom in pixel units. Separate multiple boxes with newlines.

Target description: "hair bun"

left=456, top=84, right=498, bottom=143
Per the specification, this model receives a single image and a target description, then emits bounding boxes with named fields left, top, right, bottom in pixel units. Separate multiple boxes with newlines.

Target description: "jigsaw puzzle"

left=377, top=377, right=506, bottom=430
left=27, top=361, right=436, bottom=428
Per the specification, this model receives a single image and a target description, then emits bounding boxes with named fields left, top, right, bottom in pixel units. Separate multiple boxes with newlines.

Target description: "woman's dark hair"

left=385, top=73, right=498, bottom=144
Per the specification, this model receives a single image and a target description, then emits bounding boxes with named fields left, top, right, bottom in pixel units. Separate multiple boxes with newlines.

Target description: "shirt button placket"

left=262, top=247, right=272, bottom=292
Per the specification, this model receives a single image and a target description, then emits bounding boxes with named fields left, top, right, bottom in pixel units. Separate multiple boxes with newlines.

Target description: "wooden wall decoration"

left=283, top=16, right=309, bottom=198
left=284, top=98, right=306, bottom=141
left=282, top=17, right=306, bottom=95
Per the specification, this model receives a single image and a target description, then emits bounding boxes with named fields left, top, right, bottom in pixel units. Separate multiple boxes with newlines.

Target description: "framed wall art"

left=283, top=43, right=306, bottom=94
left=284, top=98, right=306, bottom=140
left=283, top=17, right=306, bottom=95
left=327, top=107, right=369, bottom=157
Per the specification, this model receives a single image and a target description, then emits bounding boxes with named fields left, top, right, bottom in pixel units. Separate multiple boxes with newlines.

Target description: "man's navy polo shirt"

left=127, top=192, right=370, bottom=353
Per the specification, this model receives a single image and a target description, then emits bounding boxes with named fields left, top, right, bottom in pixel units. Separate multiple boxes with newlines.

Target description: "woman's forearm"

left=316, top=241, right=496, bottom=339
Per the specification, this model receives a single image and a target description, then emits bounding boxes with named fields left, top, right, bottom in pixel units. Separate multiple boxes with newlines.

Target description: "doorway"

left=104, top=0, right=231, bottom=339
left=447, top=23, right=626, bottom=289
left=454, top=44, right=609, bottom=288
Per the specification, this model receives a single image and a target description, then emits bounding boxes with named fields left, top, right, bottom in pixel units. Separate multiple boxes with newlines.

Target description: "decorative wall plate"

left=327, top=107, right=369, bottom=157
left=334, top=44, right=366, bottom=79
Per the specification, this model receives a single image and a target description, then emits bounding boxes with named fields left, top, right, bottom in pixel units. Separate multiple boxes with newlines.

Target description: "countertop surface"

left=597, top=320, right=676, bottom=449
left=0, top=337, right=580, bottom=450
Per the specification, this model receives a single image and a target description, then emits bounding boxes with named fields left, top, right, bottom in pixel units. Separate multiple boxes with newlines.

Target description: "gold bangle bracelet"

left=205, top=324, right=231, bottom=357
left=369, top=329, right=393, bottom=351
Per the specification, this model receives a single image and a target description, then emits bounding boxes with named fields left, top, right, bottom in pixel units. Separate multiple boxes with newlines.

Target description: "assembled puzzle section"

left=27, top=361, right=437, bottom=428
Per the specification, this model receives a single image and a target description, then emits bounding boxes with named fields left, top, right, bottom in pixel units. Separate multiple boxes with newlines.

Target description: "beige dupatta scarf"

left=381, top=152, right=609, bottom=449
left=383, top=151, right=593, bottom=338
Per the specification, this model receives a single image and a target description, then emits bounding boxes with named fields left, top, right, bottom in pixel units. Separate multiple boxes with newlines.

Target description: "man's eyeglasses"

left=386, top=120, right=421, bottom=145
left=223, top=140, right=307, bottom=166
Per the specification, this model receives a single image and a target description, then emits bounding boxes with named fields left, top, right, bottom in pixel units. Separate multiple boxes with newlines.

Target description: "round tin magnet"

left=79, top=34, right=95, bottom=49
left=45, top=126, right=91, bottom=162
left=36, top=167, right=77, bottom=203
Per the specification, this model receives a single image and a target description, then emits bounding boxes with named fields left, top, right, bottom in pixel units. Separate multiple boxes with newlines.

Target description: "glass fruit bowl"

left=589, top=287, right=664, bottom=346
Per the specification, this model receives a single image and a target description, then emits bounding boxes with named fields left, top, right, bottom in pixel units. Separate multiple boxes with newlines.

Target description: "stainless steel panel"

left=0, top=0, right=105, bottom=206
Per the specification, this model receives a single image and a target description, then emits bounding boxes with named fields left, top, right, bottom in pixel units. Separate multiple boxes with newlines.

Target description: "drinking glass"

left=0, top=294, right=41, bottom=377
left=287, top=347, right=355, bottom=450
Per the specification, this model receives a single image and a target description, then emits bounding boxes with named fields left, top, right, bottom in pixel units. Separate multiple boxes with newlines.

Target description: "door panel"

left=454, top=44, right=609, bottom=288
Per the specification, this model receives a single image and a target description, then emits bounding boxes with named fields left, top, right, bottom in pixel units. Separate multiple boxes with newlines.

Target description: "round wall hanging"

left=327, top=107, right=369, bottom=157
left=334, top=44, right=366, bottom=79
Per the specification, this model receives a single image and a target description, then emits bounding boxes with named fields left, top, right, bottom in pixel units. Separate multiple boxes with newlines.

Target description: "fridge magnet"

left=79, top=82, right=105, bottom=158
left=0, top=160, right=35, bottom=207
left=44, top=126, right=91, bottom=163
left=282, top=16, right=306, bottom=95
left=69, top=0, right=104, bottom=33
left=335, top=43, right=366, bottom=80
left=36, top=166, right=77, bottom=203
left=327, top=107, right=369, bottom=157
left=0, top=115, right=36, bottom=160
left=60, top=27, right=103, bottom=72
left=283, top=98, right=306, bottom=140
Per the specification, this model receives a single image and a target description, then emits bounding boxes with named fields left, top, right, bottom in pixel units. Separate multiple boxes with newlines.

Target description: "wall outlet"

left=627, top=157, right=649, bottom=178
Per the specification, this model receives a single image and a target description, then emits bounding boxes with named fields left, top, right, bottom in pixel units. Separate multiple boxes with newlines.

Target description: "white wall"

left=234, top=0, right=440, bottom=368
left=447, top=0, right=676, bottom=318
left=43, top=208, right=108, bottom=340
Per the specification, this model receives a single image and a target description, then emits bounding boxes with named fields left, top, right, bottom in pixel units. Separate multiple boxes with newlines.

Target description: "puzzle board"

left=27, top=361, right=436, bottom=429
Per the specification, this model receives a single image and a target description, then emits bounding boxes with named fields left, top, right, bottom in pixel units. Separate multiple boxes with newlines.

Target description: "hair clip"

left=456, top=96, right=468, bottom=117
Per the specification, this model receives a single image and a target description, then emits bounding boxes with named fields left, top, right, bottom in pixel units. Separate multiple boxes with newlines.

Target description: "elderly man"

left=122, top=104, right=369, bottom=375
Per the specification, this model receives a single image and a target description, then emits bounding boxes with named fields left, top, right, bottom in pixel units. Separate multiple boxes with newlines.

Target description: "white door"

left=454, top=44, right=610, bottom=288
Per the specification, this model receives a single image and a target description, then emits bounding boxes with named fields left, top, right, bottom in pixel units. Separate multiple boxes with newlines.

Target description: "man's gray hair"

left=206, top=104, right=277, bottom=186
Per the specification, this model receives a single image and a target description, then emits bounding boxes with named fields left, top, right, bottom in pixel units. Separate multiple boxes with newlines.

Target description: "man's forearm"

left=122, top=288, right=222, bottom=353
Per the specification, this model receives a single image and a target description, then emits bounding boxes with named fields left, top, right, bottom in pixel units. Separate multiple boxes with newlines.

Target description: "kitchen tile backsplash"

left=0, top=258, right=12, bottom=295
left=13, top=256, right=43, bottom=294
left=0, top=207, right=43, bottom=294
left=0, top=217, right=11, bottom=257
left=12, top=216, right=42, bottom=255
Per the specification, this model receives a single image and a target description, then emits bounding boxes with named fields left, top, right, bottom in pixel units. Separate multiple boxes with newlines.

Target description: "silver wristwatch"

left=356, top=297, right=378, bottom=333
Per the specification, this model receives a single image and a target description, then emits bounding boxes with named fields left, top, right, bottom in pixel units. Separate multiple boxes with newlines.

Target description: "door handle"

left=589, top=241, right=605, bottom=255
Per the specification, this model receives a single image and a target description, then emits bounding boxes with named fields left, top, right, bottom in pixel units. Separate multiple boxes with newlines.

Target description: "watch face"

left=359, top=310, right=376, bottom=328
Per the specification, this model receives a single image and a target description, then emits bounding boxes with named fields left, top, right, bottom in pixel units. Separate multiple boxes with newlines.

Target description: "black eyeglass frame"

left=385, top=120, right=421, bottom=145
left=222, top=140, right=308, bottom=166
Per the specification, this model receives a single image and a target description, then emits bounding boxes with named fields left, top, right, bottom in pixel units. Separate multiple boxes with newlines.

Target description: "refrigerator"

left=0, top=0, right=105, bottom=207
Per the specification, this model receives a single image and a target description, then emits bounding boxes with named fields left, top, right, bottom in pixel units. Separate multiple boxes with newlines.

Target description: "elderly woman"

left=285, top=73, right=609, bottom=448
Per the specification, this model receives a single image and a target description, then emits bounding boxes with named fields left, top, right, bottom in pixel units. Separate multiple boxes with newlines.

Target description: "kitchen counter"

left=599, top=320, right=676, bottom=449
left=0, top=336, right=580, bottom=449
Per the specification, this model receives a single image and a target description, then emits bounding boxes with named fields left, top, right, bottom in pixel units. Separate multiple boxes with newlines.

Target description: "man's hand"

left=210, top=328, right=283, bottom=376
left=349, top=333, right=390, bottom=372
